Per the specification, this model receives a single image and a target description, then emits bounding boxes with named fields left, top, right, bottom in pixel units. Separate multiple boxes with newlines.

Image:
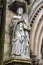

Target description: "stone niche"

left=3, top=0, right=32, bottom=65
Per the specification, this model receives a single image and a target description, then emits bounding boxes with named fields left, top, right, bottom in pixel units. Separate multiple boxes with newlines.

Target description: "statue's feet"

left=21, top=54, right=30, bottom=59
left=11, top=54, right=15, bottom=58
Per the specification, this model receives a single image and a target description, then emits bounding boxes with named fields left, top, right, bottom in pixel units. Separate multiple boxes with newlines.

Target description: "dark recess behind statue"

left=0, top=0, right=6, bottom=65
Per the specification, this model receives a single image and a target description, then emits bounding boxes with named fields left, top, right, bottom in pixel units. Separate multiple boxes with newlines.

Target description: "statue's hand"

left=16, top=19, right=24, bottom=24
left=12, top=37, right=17, bottom=42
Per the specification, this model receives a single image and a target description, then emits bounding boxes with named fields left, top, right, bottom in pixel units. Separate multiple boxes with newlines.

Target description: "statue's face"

left=17, top=7, right=23, bottom=15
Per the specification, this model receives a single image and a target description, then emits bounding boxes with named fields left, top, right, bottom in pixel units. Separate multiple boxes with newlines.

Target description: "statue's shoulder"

left=9, top=15, right=23, bottom=28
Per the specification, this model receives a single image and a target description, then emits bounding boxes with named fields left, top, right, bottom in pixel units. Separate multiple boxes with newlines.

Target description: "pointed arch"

left=30, top=2, right=43, bottom=59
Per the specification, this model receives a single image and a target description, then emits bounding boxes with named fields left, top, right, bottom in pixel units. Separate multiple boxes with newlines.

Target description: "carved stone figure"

left=9, top=2, right=31, bottom=59
left=12, top=22, right=25, bottom=56
left=11, top=19, right=31, bottom=59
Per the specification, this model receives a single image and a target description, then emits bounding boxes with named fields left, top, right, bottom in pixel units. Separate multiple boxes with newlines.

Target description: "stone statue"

left=11, top=19, right=31, bottom=59
left=10, top=2, right=31, bottom=59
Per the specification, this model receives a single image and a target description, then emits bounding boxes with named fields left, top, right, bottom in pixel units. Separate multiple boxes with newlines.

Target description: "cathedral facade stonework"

left=3, top=0, right=43, bottom=65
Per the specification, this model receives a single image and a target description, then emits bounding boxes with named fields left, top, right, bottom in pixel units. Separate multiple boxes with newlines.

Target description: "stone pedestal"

left=4, top=59, right=32, bottom=65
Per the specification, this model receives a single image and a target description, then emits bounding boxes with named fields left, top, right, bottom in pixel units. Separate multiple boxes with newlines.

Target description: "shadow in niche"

left=41, top=39, right=43, bottom=59
left=25, top=0, right=31, bottom=5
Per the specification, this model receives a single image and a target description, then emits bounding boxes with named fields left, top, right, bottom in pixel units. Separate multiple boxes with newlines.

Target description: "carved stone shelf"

left=4, top=57, right=32, bottom=65
left=4, top=59, right=32, bottom=65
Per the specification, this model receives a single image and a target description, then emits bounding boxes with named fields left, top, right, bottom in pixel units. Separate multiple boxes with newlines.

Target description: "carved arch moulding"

left=30, top=1, right=43, bottom=59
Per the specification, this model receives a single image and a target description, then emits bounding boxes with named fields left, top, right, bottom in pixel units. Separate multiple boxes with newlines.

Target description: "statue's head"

left=8, top=1, right=26, bottom=14
left=17, top=7, right=24, bottom=15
